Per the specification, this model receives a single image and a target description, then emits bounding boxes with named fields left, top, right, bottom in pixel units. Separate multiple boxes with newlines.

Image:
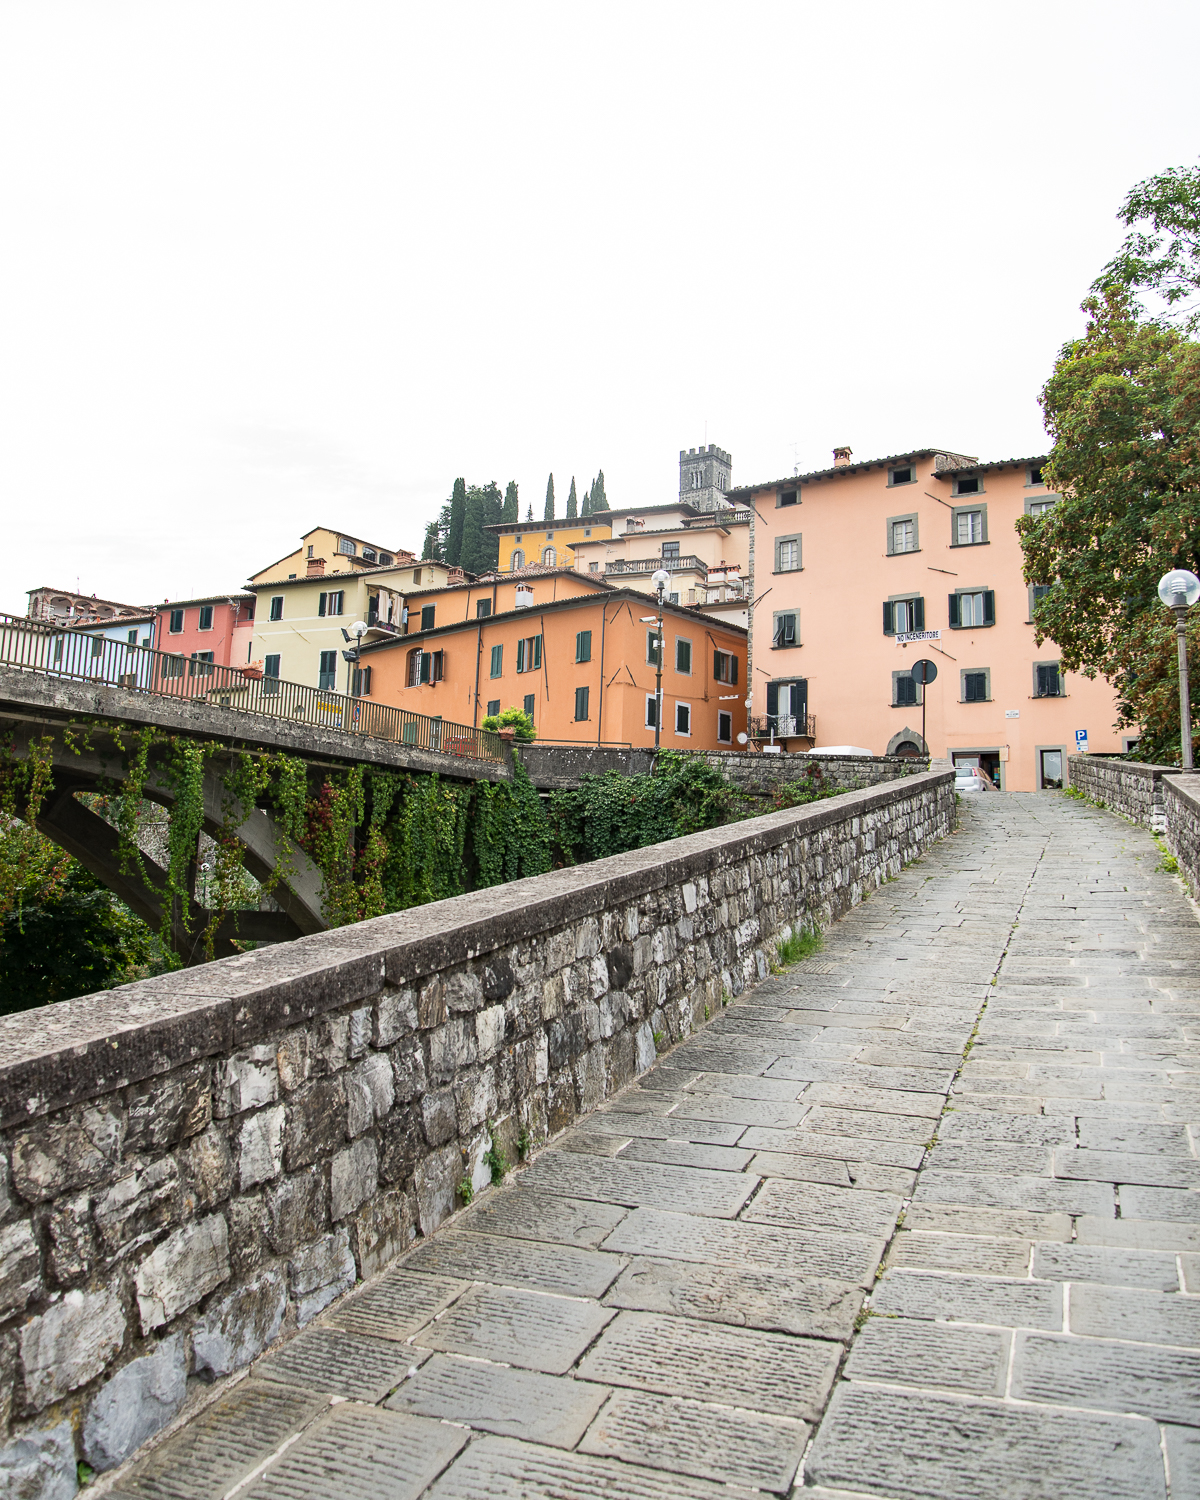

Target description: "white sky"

left=2, top=2, right=1198, bottom=612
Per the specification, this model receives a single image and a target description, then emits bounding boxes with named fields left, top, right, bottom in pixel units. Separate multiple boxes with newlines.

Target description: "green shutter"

left=948, top=594, right=960, bottom=627
left=883, top=601, right=894, bottom=634
left=983, top=590, right=995, bottom=624
left=533, top=635, right=542, bottom=668
left=318, top=593, right=327, bottom=617
left=516, top=639, right=525, bottom=672
left=913, top=597, right=925, bottom=631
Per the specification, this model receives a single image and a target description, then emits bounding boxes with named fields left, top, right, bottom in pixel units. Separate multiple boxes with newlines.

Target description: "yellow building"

left=250, top=527, right=418, bottom=585
left=488, top=515, right=613, bottom=573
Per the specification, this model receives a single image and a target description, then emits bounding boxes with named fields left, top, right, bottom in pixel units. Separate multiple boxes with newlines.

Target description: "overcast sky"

left=2, top=2, right=1198, bottom=612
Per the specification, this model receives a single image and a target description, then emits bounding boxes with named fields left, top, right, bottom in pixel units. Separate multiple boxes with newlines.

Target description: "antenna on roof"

left=790, top=442, right=800, bottom=476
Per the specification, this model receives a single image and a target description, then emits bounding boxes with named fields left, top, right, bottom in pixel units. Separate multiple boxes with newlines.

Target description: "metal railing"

left=0, top=614, right=505, bottom=764
left=749, top=713, right=817, bottom=741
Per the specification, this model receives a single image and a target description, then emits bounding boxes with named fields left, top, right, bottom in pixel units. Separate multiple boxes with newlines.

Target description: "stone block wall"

left=0, top=770, right=953, bottom=1491
left=701, top=751, right=929, bottom=796
left=1066, top=754, right=1170, bottom=831
left=1164, top=776, right=1200, bottom=902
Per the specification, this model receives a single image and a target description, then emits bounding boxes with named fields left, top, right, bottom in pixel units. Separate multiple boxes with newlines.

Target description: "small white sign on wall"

left=1005, top=710, right=1020, bottom=719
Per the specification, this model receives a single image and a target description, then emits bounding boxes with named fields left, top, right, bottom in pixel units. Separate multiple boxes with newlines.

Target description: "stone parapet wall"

left=1066, top=754, right=1171, bottom=831
left=1164, top=776, right=1200, bottom=902
left=701, top=751, right=928, bottom=795
left=0, top=770, right=953, bottom=1486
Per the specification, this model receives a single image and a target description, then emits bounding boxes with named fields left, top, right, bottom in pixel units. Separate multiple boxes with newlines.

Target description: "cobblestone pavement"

left=104, top=793, right=1200, bottom=1499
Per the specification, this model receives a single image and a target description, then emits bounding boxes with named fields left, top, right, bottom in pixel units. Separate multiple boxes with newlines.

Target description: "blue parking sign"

left=1075, top=729, right=1088, bottom=750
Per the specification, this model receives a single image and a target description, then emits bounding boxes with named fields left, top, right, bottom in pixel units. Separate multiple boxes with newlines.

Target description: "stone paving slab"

left=1032, top=1241, right=1181, bottom=1289
left=253, top=1326, right=415, bottom=1401
left=240, top=1404, right=467, bottom=1500
left=385, top=1353, right=609, bottom=1446
left=519, top=1151, right=758, bottom=1216
left=423, top=1434, right=733, bottom=1498
left=844, top=1315, right=1011, bottom=1396
left=325, top=1269, right=467, bottom=1341
left=870, top=1269, right=1064, bottom=1329
left=1011, top=1330, right=1200, bottom=1423
left=576, top=1309, right=841, bottom=1419
left=463, top=1187, right=627, bottom=1248
left=1069, top=1282, right=1200, bottom=1346
left=743, top=1177, right=901, bottom=1237
left=416, top=1285, right=613, bottom=1373
left=807, top=1364, right=1168, bottom=1500
left=602, top=1256, right=863, bottom=1338
left=578, top=1387, right=808, bottom=1493
left=402, top=1228, right=624, bottom=1298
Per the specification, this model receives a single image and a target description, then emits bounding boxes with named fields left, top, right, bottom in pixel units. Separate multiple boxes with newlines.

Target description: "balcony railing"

left=749, top=713, right=816, bottom=742
left=0, top=614, right=504, bottom=764
left=604, top=556, right=709, bottom=578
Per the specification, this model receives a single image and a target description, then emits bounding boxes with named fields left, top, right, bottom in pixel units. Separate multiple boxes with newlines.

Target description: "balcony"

left=749, top=713, right=816, bottom=743
left=604, top=556, right=709, bottom=579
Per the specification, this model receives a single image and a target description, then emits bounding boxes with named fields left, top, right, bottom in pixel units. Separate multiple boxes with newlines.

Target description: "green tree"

left=543, top=473, right=555, bottom=522
left=1095, top=160, right=1200, bottom=331
left=446, top=478, right=467, bottom=567
left=592, top=469, right=607, bottom=513
left=501, top=480, right=519, bottom=523
left=566, top=477, right=578, bottom=519
left=459, top=485, right=488, bottom=574
left=480, top=706, right=537, bottom=740
left=421, top=519, right=442, bottom=561
left=1019, top=287, right=1200, bottom=762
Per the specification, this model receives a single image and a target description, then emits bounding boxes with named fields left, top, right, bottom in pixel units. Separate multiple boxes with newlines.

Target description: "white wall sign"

left=1005, top=709, right=1020, bottom=719
left=895, top=630, right=941, bottom=645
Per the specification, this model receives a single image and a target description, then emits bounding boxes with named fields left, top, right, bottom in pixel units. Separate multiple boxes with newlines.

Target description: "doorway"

left=952, top=749, right=1003, bottom=790
left=1039, top=749, right=1063, bottom=790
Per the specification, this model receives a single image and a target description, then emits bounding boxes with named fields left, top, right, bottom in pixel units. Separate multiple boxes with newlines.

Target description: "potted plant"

left=243, top=661, right=265, bottom=680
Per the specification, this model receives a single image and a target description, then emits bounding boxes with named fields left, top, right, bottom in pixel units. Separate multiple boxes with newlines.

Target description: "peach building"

left=736, top=447, right=1126, bottom=792
left=362, top=583, right=748, bottom=750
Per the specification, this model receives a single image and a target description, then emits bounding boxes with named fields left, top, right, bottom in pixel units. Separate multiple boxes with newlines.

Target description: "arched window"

left=542, top=546, right=557, bottom=566
left=510, top=550, right=525, bottom=570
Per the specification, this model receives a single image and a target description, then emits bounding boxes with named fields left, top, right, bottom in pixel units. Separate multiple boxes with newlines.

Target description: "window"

left=318, top=650, right=338, bottom=689
left=773, top=612, right=798, bottom=647
left=690, top=469, right=703, bottom=489
left=163, top=654, right=186, bottom=679
left=669, top=592, right=679, bottom=605
left=1036, top=662, right=1062, bottom=697
left=893, top=673, right=918, bottom=707
left=487, top=699, right=500, bottom=717
left=589, top=562, right=599, bottom=573
left=318, top=590, right=345, bottom=617
left=307, top=545, right=314, bottom=558
left=263, top=654, right=280, bottom=694
left=675, top=702, right=691, bottom=735
left=717, top=710, right=732, bottom=743
left=523, top=693, right=535, bottom=720
left=545, top=531, right=554, bottom=540
left=431, top=650, right=445, bottom=683
left=169, top=609, right=184, bottom=633
left=949, top=590, right=995, bottom=628
left=575, top=685, right=589, bottom=721
left=576, top=630, right=592, bottom=663
left=127, top=629, right=138, bottom=645
left=407, top=648, right=429, bottom=686
left=542, top=547, right=557, bottom=566
left=516, top=635, right=542, bottom=672
left=476, top=599, right=492, bottom=618
left=338, top=537, right=356, bottom=555
left=646, top=630, right=661, bottom=665
left=1040, top=749, right=1063, bottom=789
left=351, top=665, right=372, bottom=696
left=953, top=476, right=981, bottom=496
left=1028, top=464, right=1045, bottom=486
left=888, top=514, right=919, bottom=554
left=1026, top=498, right=1057, bottom=518
left=645, top=695, right=659, bottom=727
left=766, top=679, right=807, bottom=731
left=90, top=635, right=104, bottom=658
left=714, top=649, right=738, bottom=684
left=362, top=548, right=377, bottom=562
left=962, top=670, right=989, bottom=703
left=510, top=550, right=525, bottom=570
left=889, top=465, right=915, bottom=486
left=883, top=597, right=925, bottom=635
left=778, top=489, right=798, bottom=507
left=198, top=605, right=213, bottom=631
left=584, top=528, right=592, bottom=538
left=954, top=508, right=986, bottom=545
left=379, top=554, right=393, bottom=566
left=675, top=638, right=692, bottom=674
left=775, top=536, right=801, bottom=572
left=662, top=542, right=680, bottom=560
left=269, top=596, right=284, bottom=621
left=490, top=644, right=503, bottom=677
left=1029, top=583, right=1051, bottom=620
left=421, top=604, right=435, bottom=631
left=413, top=568, right=423, bottom=584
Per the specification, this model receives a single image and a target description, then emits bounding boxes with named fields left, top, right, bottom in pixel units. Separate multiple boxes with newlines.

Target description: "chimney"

left=307, top=557, right=326, bottom=577
left=833, top=447, right=853, bottom=467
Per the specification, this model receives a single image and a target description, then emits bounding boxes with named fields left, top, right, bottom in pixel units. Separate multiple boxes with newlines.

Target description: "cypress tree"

left=446, top=478, right=467, bottom=567
left=566, top=477, right=578, bottom=520
left=421, top=521, right=440, bottom=561
left=501, top=480, right=519, bottom=523
left=482, top=481, right=503, bottom=569
left=593, top=469, right=607, bottom=514
left=544, top=474, right=555, bottom=522
left=526, top=503, right=533, bottom=522
left=458, top=486, right=486, bottom=574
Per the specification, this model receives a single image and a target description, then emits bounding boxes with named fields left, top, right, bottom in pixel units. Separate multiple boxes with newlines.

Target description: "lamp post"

left=651, top=568, right=670, bottom=749
left=342, top=620, right=368, bottom=697
left=1158, top=570, right=1200, bottom=771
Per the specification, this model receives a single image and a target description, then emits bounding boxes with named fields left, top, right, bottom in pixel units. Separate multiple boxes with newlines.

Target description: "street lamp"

left=1158, top=570, right=1200, bottom=770
left=342, top=620, right=368, bottom=696
left=651, top=568, right=670, bottom=749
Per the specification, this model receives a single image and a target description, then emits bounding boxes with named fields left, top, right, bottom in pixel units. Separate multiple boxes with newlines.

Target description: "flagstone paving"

left=106, top=792, right=1200, bottom=1498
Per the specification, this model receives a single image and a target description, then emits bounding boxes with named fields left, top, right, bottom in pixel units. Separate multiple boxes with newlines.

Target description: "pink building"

left=737, top=447, right=1127, bottom=792
left=155, top=593, right=257, bottom=671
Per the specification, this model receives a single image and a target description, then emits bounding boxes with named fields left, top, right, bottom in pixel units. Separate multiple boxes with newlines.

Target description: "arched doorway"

left=886, top=728, right=927, bottom=757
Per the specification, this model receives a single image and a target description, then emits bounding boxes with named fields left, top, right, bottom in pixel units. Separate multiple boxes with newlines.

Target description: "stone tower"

left=678, top=444, right=733, bottom=513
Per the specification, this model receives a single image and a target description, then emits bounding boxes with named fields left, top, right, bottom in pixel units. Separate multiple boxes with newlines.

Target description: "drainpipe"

left=597, top=603, right=609, bottom=745
left=473, top=619, right=483, bottom=727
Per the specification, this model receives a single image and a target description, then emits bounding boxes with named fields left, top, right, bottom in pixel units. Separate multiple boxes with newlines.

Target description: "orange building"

left=737, top=447, right=1126, bottom=791
left=363, top=583, right=748, bottom=750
